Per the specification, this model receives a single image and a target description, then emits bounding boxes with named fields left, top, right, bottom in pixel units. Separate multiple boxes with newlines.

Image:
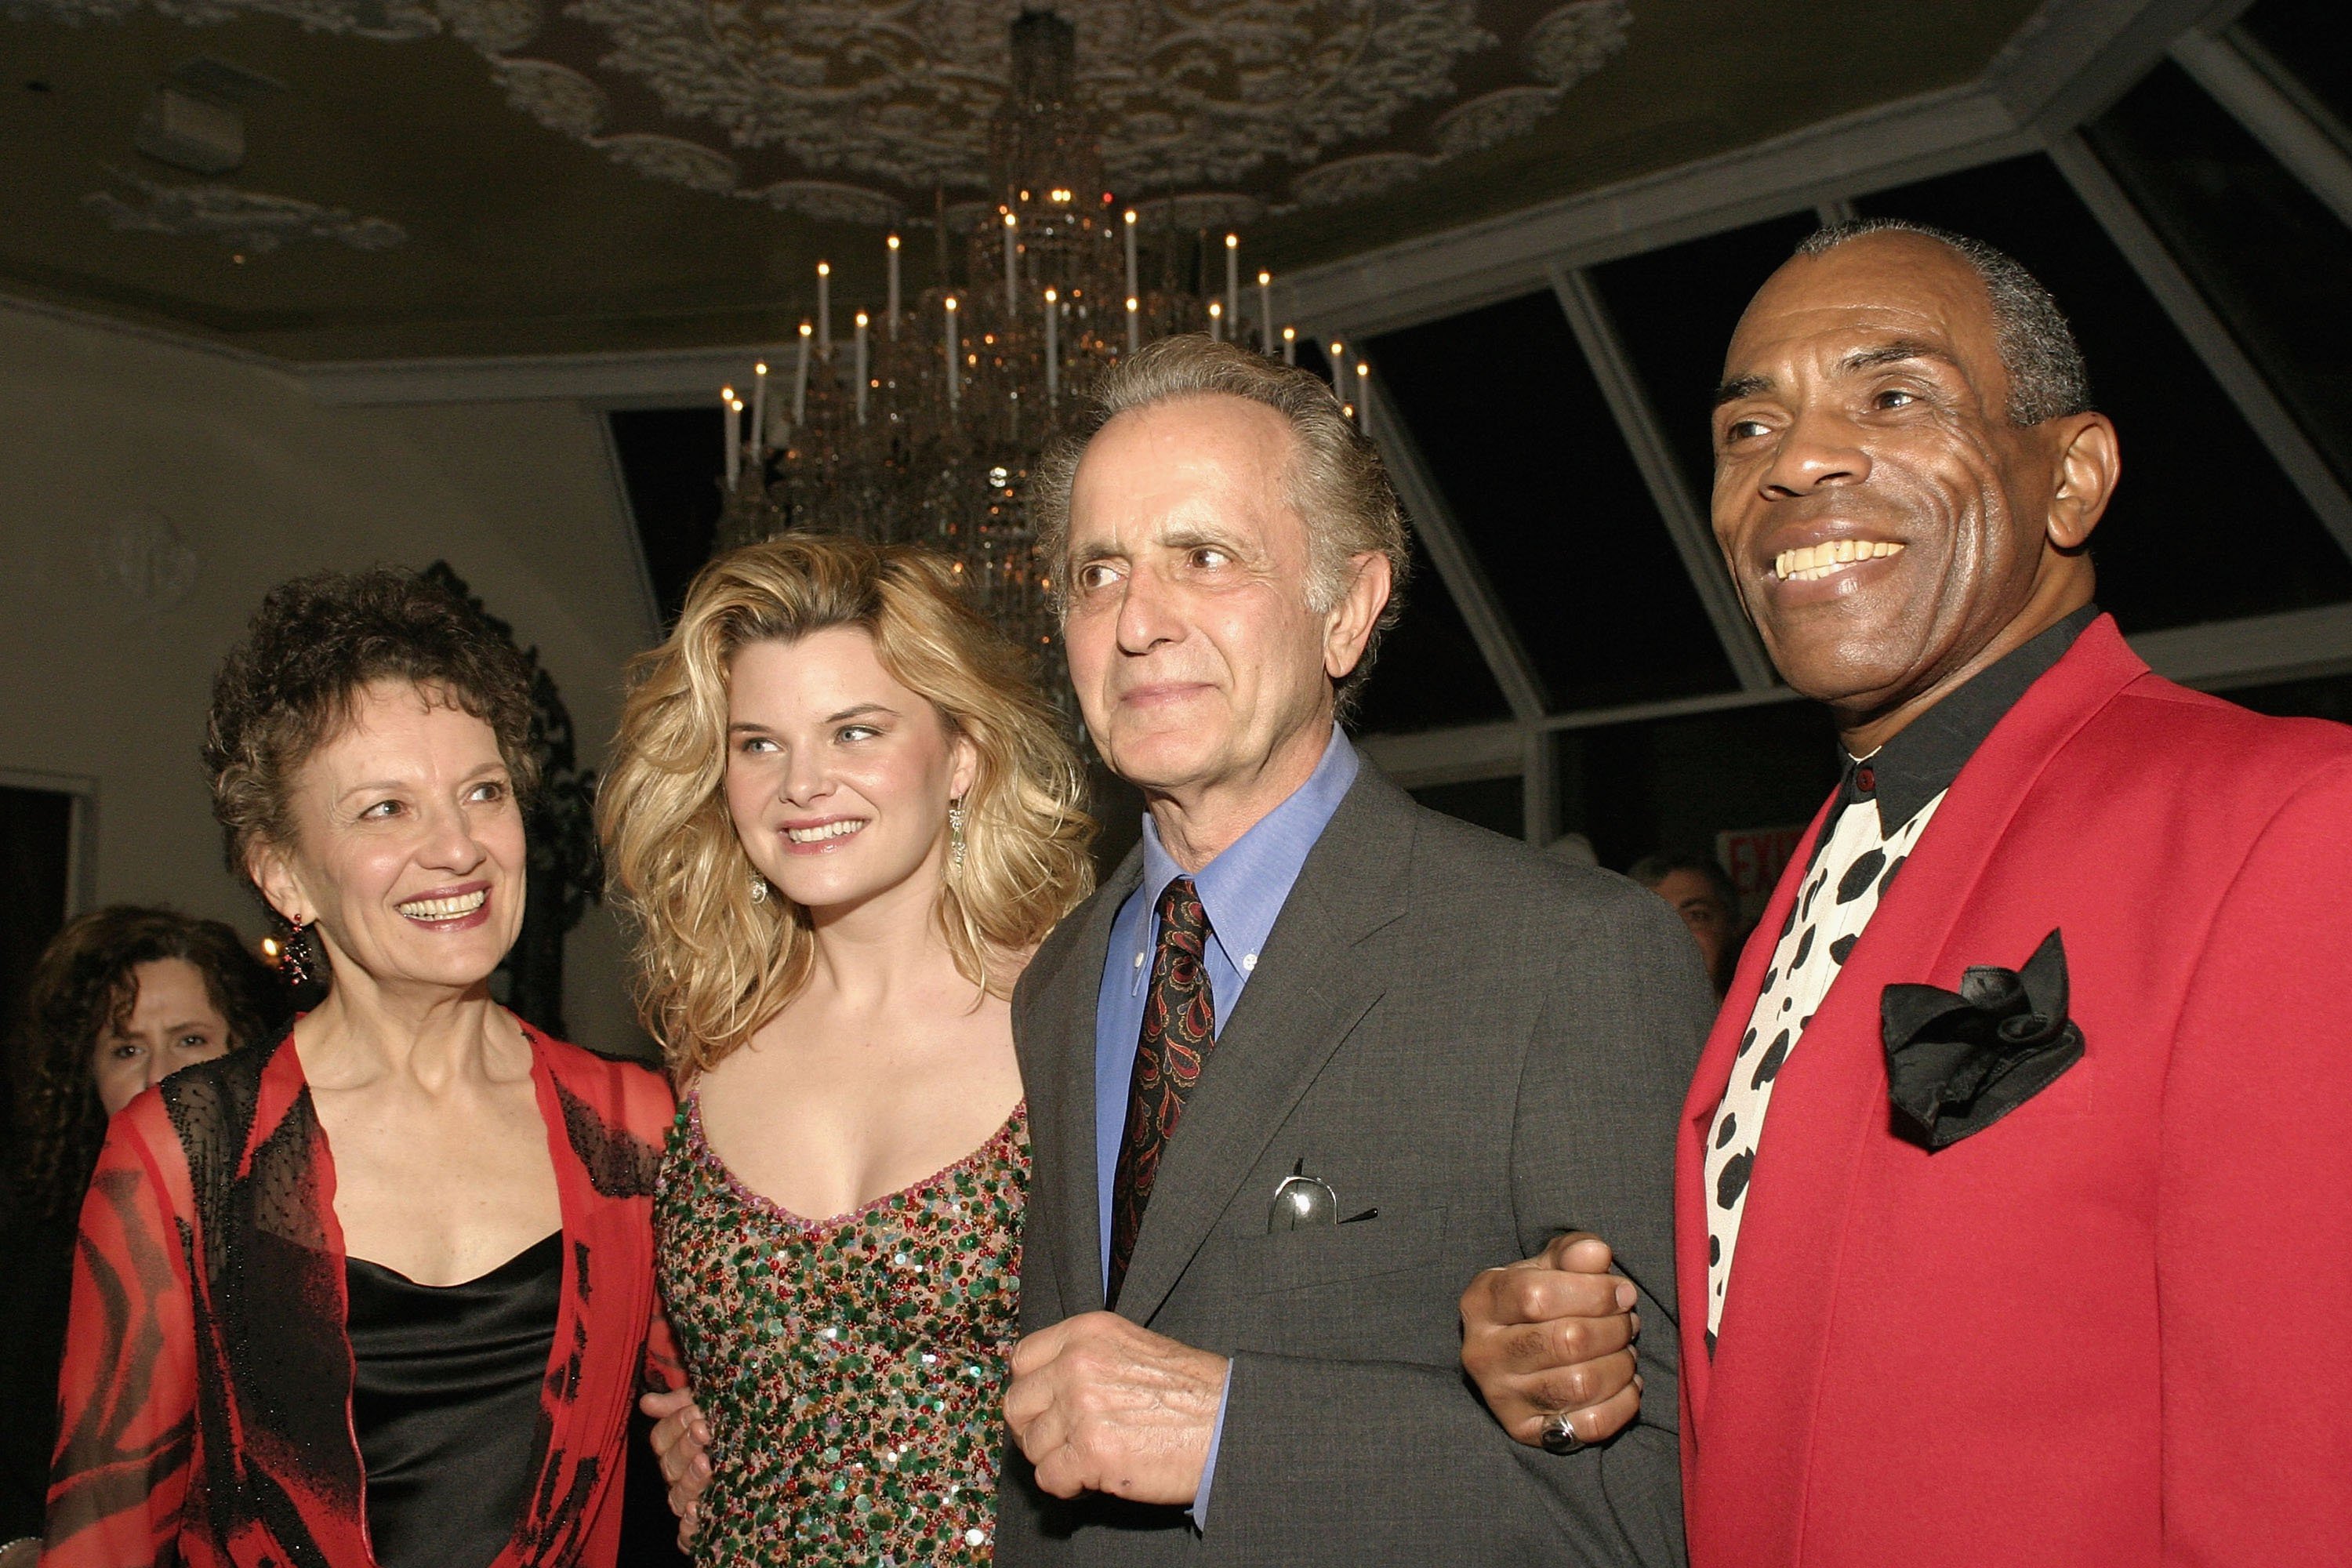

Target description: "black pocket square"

left=1880, top=929, right=2085, bottom=1150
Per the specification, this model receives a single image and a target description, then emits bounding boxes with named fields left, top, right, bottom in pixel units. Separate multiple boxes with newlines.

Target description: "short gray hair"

left=1795, top=220, right=2093, bottom=426
left=1030, top=335, right=1412, bottom=720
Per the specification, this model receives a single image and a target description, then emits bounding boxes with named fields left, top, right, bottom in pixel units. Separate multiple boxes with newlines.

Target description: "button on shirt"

left=1091, top=723, right=1359, bottom=1525
left=1701, top=604, right=2099, bottom=1352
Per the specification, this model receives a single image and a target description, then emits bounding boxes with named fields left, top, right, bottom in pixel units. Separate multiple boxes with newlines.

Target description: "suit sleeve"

left=2155, top=757, right=2352, bottom=1562
left=994, top=959, right=1073, bottom=1564
left=42, top=1100, right=198, bottom=1567
left=1199, top=885, right=1711, bottom=1567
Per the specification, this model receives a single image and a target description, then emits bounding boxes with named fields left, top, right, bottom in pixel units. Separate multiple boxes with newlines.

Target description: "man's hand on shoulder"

left=1004, top=1312, right=1227, bottom=1504
left=1459, top=1232, right=1643, bottom=1449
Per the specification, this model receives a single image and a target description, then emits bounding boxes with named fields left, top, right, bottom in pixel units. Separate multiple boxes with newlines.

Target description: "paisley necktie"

left=1106, top=877, right=1216, bottom=1309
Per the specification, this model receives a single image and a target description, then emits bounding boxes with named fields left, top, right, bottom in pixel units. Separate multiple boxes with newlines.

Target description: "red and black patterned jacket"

left=42, top=1022, right=681, bottom=1568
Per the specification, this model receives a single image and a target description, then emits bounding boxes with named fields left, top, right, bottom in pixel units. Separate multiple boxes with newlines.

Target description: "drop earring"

left=749, top=872, right=769, bottom=904
left=275, top=915, right=313, bottom=988
left=949, top=799, right=967, bottom=871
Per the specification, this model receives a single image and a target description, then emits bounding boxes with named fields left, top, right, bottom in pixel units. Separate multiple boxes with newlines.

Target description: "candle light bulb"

left=800, top=323, right=813, bottom=339
left=886, top=234, right=899, bottom=249
left=1123, top=209, right=1136, bottom=226
left=1258, top=270, right=1270, bottom=286
left=1005, top=211, right=1018, bottom=227
left=853, top=312, right=870, bottom=425
left=1225, top=233, right=1238, bottom=249
left=816, top=261, right=829, bottom=277
left=720, top=385, right=735, bottom=401
left=1283, top=327, right=1296, bottom=343
left=946, top=296, right=958, bottom=310
left=1044, top=287, right=1060, bottom=401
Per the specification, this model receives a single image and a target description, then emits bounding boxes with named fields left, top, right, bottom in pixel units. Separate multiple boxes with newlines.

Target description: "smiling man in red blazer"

left=1459, top=220, right=2352, bottom=1563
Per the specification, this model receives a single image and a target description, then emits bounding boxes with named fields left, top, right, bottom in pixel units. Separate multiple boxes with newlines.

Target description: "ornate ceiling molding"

left=83, top=166, right=408, bottom=251
left=17, top=0, right=1634, bottom=222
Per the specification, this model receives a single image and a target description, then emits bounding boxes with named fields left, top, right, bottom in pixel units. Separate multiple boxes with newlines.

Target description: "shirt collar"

left=1843, top=603, right=2100, bottom=826
left=1137, top=723, right=1359, bottom=975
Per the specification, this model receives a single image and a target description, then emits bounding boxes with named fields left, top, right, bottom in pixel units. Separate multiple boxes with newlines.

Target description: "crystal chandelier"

left=710, top=10, right=1298, bottom=684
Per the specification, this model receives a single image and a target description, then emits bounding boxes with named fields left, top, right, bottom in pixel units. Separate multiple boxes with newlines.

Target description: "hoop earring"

left=749, top=872, right=770, bottom=905
left=949, top=800, right=967, bottom=872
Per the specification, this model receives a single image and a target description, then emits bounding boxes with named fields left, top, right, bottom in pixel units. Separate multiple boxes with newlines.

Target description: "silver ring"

left=1541, top=1412, right=1587, bottom=1454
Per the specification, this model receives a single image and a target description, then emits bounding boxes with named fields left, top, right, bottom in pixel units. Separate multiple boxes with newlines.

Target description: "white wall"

left=0, top=299, right=659, bottom=1059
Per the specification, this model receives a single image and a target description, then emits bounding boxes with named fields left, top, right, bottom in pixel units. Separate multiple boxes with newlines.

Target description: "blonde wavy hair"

left=599, top=534, right=1096, bottom=1076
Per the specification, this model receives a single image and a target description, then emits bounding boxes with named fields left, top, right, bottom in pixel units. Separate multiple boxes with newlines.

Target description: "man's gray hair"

left=1795, top=220, right=2093, bottom=426
left=1029, top=334, right=1413, bottom=719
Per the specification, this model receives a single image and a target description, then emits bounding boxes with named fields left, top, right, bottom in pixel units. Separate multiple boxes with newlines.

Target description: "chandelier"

left=710, top=10, right=1311, bottom=683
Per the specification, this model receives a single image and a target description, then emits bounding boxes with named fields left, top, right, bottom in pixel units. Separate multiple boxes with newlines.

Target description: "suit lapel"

left=1676, top=792, right=1831, bottom=1428
left=1022, top=849, right=1139, bottom=1321
left=1689, top=618, right=2149, bottom=1524
left=1112, top=766, right=1412, bottom=1327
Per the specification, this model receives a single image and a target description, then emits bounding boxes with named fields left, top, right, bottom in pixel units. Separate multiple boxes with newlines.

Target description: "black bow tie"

left=1880, top=929, right=2085, bottom=1151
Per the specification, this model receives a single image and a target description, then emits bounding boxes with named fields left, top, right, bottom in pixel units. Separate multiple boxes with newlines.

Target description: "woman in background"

left=0, top=907, right=281, bottom=1567
left=601, top=535, right=1093, bottom=1565
left=43, top=568, right=677, bottom=1568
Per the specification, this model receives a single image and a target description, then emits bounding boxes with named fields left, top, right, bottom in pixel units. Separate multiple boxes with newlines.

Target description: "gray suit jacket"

left=994, top=759, right=1710, bottom=1566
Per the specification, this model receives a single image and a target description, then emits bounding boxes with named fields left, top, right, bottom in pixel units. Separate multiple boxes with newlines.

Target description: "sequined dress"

left=656, top=1093, right=1029, bottom=1566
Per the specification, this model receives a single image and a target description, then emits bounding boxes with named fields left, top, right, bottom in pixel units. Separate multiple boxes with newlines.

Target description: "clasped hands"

left=645, top=1231, right=1639, bottom=1534
left=1457, top=1231, right=1645, bottom=1450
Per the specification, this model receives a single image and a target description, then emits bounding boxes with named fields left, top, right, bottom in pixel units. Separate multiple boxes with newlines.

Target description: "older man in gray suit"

left=992, top=336, right=1708, bottom=1566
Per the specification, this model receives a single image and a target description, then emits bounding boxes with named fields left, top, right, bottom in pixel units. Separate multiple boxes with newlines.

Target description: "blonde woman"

left=600, top=535, right=1094, bottom=1566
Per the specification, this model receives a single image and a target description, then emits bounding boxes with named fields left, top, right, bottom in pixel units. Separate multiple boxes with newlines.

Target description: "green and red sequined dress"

left=655, top=1092, right=1028, bottom=1566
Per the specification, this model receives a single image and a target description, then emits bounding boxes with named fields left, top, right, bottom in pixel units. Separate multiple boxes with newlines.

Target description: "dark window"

left=2234, top=0, right=2352, bottom=150
left=608, top=408, right=726, bottom=626
left=1, top=786, right=76, bottom=1038
left=1368, top=291, right=1738, bottom=715
left=1349, top=522, right=1513, bottom=735
left=1587, top=212, right=1820, bottom=503
left=1552, top=697, right=1839, bottom=877
left=1854, top=154, right=2352, bottom=630
left=2215, top=669, right=2352, bottom=725
left=1409, top=775, right=1524, bottom=840
left=2085, top=57, right=2352, bottom=493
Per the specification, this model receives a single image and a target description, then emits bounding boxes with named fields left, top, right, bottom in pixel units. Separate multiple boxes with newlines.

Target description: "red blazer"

left=43, top=1022, right=681, bottom=1568
left=1676, top=615, right=2352, bottom=1566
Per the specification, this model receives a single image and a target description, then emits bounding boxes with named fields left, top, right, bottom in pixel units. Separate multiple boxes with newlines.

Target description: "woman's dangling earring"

left=749, top=872, right=769, bottom=905
left=949, top=799, right=967, bottom=872
left=276, top=915, right=312, bottom=987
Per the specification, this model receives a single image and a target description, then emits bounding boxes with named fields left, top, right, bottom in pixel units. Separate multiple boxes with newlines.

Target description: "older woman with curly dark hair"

left=0, top=907, right=281, bottom=1566
left=42, top=568, right=679, bottom=1568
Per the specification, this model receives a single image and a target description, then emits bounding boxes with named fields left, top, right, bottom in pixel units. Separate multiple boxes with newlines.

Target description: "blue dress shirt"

left=1091, top=724, right=1359, bottom=1526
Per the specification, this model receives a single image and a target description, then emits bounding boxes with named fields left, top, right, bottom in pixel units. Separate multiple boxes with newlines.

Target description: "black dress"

left=0, top=1211, right=77, bottom=1547
left=345, top=1232, right=562, bottom=1568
